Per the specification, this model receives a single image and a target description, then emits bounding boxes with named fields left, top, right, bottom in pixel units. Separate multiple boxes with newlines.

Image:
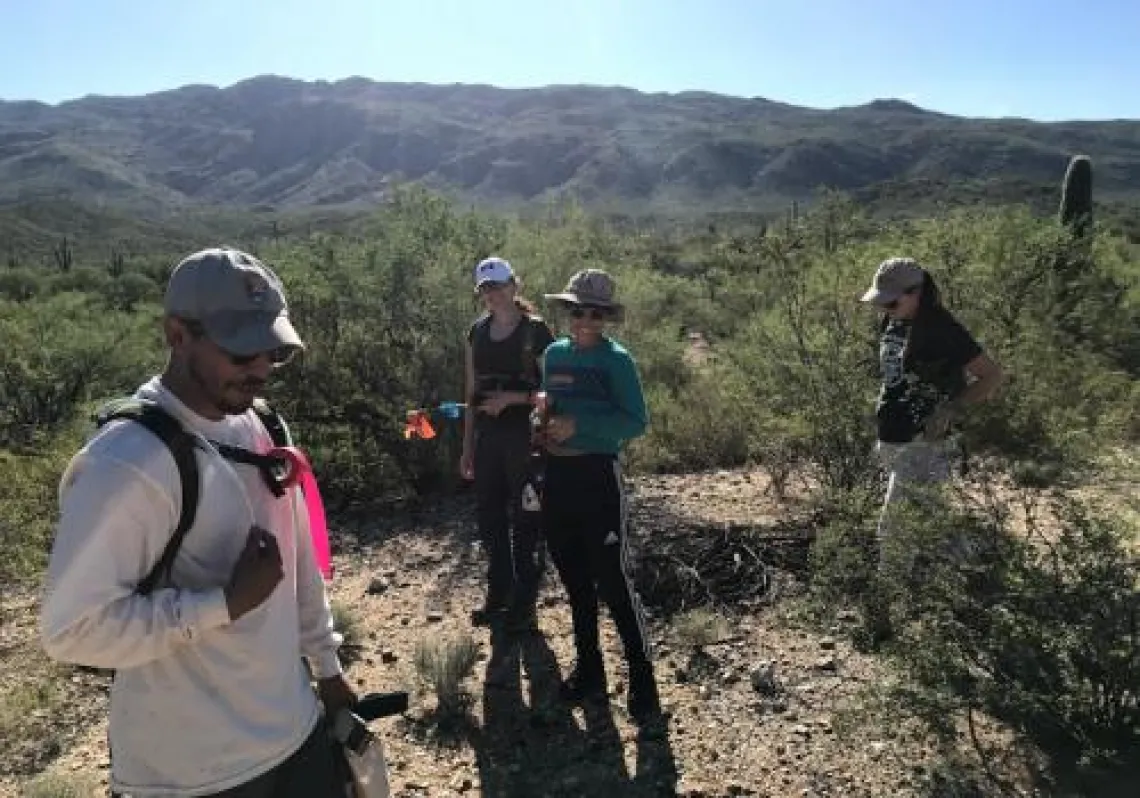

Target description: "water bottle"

left=529, top=392, right=550, bottom=444
left=331, top=708, right=393, bottom=798
left=521, top=392, right=550, bottom=513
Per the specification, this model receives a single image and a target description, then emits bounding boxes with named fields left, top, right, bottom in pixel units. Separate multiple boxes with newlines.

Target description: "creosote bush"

left=811, top=463, right=1140, bottom=795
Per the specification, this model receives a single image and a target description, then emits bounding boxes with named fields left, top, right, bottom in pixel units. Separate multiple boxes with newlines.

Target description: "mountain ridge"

left=2, top=75, right=1138, bottom=214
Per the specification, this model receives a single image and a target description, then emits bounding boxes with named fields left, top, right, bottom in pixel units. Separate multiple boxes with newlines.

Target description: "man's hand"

left=318, top=674, right=358, bottom=718
left=224, top=526, right=284, bottom=622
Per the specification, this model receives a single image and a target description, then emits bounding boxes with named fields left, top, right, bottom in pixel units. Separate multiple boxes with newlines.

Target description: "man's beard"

left=188, top=357, right=265, bottom=416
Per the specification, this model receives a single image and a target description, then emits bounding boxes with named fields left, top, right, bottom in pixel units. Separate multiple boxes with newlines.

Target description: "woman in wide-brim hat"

left=543, top=268, right=626, bottom=325
left=537, top=268, right=661, bottom=723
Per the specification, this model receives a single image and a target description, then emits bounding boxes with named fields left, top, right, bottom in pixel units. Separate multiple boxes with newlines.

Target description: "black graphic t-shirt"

left=876, top=310, right=983, bottom=443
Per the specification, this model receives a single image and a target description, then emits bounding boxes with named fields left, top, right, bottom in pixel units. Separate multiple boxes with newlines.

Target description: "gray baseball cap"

left=860, top=257, right=926, bottom=304
left=164, top=248, right=304, bottom=355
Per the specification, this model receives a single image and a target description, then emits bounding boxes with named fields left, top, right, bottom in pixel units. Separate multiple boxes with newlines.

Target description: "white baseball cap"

left=473, top=257, right=515, bottom=287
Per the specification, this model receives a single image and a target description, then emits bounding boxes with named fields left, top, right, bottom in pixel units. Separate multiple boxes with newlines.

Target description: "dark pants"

left=113, top=720, right=344, bottom=797
left=543, top=454, right=651, bottom=667
left=474, top=417, right=545, bottom=612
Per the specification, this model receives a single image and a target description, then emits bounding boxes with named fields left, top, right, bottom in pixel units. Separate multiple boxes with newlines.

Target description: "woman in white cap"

left=860, top=257, right=1004, bottom=633
left=538, top=268, right=661, bottom=723
left=460, top=257, right=555, bottom=631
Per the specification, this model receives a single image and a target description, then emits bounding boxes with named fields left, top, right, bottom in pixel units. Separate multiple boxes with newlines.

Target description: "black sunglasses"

left=881, top=287, right=918, bottom=311
left=477, top=280, right=510, bottom=294
left=569, top=306, right=608, bottom=320
left=183, top=319, right=296, bottom=367
left=227, top=347, right=295, bottom=367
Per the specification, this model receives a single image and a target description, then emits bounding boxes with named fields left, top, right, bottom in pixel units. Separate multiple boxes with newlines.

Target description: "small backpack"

left=93, top=395, right=294, bottom=596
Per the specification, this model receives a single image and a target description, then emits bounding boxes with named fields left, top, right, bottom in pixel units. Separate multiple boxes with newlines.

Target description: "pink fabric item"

left=271, top=446, right=334, bottom=580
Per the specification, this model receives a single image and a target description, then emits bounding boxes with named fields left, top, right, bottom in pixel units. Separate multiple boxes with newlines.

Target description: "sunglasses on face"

left=569, top=306, right=608, bottom=320
left=477, top=280, right=510, bottom=294
left=183, top=320, right=295, bottom=367
left=881, top=287, right=918, bottom=311
left=225, top=347, right=296, bottom=367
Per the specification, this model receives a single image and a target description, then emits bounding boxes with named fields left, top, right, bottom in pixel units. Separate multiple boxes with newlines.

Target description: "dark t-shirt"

left=875, top=309, right=983, bottom=443
left=467, top=313, right=556, bottom=425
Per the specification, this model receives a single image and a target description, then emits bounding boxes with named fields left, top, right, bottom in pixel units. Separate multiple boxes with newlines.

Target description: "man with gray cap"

left=41, top=247, right=355, bottom=796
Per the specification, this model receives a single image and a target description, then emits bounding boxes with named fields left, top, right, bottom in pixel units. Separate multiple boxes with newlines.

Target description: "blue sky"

left=1, top=0, right=1136, bottom=121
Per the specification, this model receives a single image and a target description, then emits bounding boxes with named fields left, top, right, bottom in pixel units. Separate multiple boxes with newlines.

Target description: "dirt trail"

left=2, top=469, right=1000, bottom=797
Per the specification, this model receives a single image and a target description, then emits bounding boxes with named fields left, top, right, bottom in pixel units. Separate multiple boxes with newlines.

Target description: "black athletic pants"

left=473, top=417, right=544, bottom=611
left=543, top=453, right=652, bottom=667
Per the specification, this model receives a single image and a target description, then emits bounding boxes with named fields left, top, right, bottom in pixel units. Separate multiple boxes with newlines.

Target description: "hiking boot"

left=559, top=656, right=607, bottom=703
left=627, top=661, right=661, bottom=723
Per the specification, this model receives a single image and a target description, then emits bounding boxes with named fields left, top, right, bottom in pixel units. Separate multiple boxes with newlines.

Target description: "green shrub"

left=0, top=267, right=45, bottom=301
left=1, top=188, right=1136, bottom=570
left=672, top=607, right=730, bottom=650
left=0, top=444, right=76, bottom=586
left=812, top=472, right=1140, bottom=793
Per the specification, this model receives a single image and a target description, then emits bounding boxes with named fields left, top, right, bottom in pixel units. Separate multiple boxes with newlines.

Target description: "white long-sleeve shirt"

left=40, top=377, right=344, bottom=797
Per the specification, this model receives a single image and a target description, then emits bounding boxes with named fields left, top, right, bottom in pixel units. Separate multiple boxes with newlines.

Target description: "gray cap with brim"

left=860, top=257, right=925, bottom=304
left=164, top=248, right=303, bottom=355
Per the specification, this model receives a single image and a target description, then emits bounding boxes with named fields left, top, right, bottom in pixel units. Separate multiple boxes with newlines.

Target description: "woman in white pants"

left=861, top=258, right=1005, bottom=582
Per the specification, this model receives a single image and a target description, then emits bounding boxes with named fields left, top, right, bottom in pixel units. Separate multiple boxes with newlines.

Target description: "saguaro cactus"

left=1059, top=154, right=1093, bottom=238
left=53, top=236, right=73, bottom=272
left=108, top=247, right=126, bottom=276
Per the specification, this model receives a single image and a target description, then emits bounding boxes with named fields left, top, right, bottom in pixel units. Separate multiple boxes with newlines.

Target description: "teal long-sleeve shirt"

left=541, top=336, right=649, bottom=454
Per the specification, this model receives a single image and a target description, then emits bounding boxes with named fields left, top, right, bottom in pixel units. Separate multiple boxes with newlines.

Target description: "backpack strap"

left=94, top=398, right=200, bottom=597
left=252, top=397, right=293, bottom=447
left=522, top=312, right=533, bottom=385
left=216, top=397, right=295, bottom=497
left=472, top=313, right=493, bottom=352
left=520, top=315, right=538, bottom=387
left=212, top=443, right=291, bottom=497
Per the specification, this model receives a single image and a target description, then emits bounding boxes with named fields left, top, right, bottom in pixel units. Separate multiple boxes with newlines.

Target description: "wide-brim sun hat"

left=544, top=268, right=625, bottom=321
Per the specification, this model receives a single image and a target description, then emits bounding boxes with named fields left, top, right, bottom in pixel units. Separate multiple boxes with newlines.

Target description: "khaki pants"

left=874, top=439, right=953, bottom=563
